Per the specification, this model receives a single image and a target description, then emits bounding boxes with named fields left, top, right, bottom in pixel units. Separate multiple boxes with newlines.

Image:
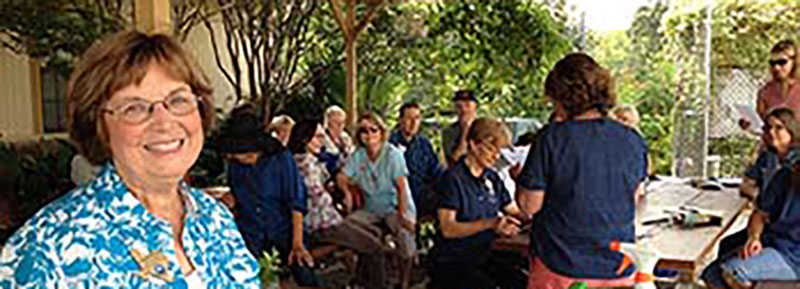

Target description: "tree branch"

left=328, top=0, right=349, bottom=38
left=353, top=1, right=386, bottom=35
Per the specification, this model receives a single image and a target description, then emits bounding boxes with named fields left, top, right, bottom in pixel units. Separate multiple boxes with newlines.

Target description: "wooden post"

left=28, top=59, right=42, bottom=135
left=134, top=0, right=172, bottom=34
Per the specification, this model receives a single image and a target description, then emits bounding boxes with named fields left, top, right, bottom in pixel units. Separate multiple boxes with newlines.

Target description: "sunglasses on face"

left=359, top=126, right=381, bottom=135
left=769, top=59, right=791, bottom=67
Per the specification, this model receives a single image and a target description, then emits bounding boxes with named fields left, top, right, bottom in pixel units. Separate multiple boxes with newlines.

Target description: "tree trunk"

left=345, top=38, right=358, bottom=131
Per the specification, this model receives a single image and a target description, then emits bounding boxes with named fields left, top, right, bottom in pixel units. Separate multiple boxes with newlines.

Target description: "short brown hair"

left=68, top=31, right=214, bottom=165
left=398, top=102, right=420, bottom=118
left=467, top=117, right=511, bottom=147
left=355, top=112, right=388, bottom=147
left=544, top=53, right=616, bottom=119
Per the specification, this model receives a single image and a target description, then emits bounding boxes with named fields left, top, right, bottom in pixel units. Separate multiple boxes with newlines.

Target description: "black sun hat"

left=216, top=112, right=283, bottom=156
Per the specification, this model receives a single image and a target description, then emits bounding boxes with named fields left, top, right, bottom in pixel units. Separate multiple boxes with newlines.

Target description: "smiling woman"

left=0, top=31, right=260, bottom=288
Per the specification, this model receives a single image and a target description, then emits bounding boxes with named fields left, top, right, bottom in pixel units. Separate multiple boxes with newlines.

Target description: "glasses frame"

left=102, top=93, right=202, bottom=125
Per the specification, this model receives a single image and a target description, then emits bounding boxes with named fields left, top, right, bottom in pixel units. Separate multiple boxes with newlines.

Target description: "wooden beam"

left=134, top=0, right=172, bottom=34
left=28, top=59, right=42, bottom=135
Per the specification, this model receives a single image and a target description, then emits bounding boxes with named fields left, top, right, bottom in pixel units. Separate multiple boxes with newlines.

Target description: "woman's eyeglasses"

left=359, top=126, right=381, bottom=135
left=102, top=92, right=201, bottom=124
left=769, top=58, right=791, bottom=67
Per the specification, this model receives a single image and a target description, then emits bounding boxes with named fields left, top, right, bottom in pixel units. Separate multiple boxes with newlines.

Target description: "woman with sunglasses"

left=336, top=112, right=416, bottom=289
left=702, top=107, right=800, bottom=288
left=741, top=40, right=800, bottom=131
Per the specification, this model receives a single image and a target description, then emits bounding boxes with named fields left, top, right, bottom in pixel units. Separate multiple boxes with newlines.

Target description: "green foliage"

left=664, top=0, right=800, bottom=72
left=419, top=0, right=572, bottom=120
left=0, top=0, right=128, bottom=77
left=257, top=248, right=284, bottom=287
left=709, top=137, right=758, bottom=177
left=302, top=0, right=576, bottom=131
left=589, top=1, right=676, bottom=175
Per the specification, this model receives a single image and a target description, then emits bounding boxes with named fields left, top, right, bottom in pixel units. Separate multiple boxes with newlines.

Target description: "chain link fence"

left=673, top=67, right=765, bottom=178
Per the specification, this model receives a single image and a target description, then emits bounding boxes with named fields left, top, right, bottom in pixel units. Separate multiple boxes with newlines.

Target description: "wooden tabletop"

left=492, top=178, right=747, bottom=272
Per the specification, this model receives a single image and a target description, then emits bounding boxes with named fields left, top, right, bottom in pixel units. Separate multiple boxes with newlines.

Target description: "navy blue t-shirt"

left=228, top=150, right=308, bottom=253
left=433, top=158, right=512, bottom=265
left=744, top=149, right=800, bottom=191
left=517, top=118, right=648, bottom=278
left=756, top=164, right=800, bottom=275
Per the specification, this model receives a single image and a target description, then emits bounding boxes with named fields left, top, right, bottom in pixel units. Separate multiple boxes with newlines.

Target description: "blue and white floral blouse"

left=0, top=163, right=261, bottom=289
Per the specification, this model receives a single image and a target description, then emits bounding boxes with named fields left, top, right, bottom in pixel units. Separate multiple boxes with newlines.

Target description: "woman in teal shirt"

left=336, top=112, right=416, bottom=289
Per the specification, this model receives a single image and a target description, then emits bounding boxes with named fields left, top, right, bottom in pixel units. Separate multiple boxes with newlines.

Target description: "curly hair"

left=544, top=53, right=616, bottom=119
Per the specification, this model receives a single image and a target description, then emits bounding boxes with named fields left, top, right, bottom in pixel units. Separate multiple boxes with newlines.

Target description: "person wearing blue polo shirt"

left=217, top=111, right=320, bottom=286
left=428, top=117, right=528, bottom=289
left=516, top=53, right=648, bottom=289
left=711, top=108, right=800, bottom=263
left=389, top=102, right=445, bottom=218
left=702, top=107, right=800, bottom=289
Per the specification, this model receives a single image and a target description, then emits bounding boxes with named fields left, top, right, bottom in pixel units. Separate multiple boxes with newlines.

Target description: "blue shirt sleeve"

left=388, top=146, right=410, bottom=180
left=436, top=173, right=461, bottom=211
left=282, top=152, right=308, bottom=214
left=757, top=167, right=788, bottom=216
left=517, top=128, right=549, bottom=191
left=424, top=139, right=446, bottom=179
left=744, top=152, right=767, bottom=181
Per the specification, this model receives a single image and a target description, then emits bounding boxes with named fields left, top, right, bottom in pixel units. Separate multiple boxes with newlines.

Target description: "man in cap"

left=441, top=89, right=479, bottom=167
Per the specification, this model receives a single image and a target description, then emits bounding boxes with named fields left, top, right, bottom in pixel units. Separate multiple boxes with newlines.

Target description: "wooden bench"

left=756, top=282, right=800, bottom=289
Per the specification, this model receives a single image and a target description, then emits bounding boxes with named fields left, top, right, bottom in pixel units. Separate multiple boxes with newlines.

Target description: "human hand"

left=494, top=216, right=521, bottom=236
left=396, top=213, right=415, bottom=231
left=741, top=237, right=762, bottom=259
left=342, top=193, right=353, bottom=215
left=288, top=245, right=315, bottom=267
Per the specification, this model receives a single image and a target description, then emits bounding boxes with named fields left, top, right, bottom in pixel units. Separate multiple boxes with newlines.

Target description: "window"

left=40, top=67, right=68, bottom=133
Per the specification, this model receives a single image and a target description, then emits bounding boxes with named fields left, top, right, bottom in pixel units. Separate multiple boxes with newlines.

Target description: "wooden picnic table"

left=492, top=177, right=747, bottom=276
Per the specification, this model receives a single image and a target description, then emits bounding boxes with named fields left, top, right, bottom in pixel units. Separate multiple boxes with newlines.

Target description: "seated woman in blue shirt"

left=336, top=112, right=417, bottom=289
left=217, top=111, right=319, bottom=287
left=702, top=107, right=800, bottom=289
left=0, top=31, right=260, bottom=288
left=516, top=53, right=649, bottom=289
left=712, top=108, right=800, bottom=260
left=428, top=117, right=528, bottom=289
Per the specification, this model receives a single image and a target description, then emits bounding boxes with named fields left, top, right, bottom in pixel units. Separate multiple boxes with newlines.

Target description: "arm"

left=516, top=188, right=545, bottom=215
left=747, top=211, right=768, bottom=241
left=288, top=211, right=313, bottom=266
left=502, top=202, right=529, bottom=223
left=634, top=182, right=644, bottom=203
left=743, top=211, right=769, bottom=259
left=449, top=133, right=469, bottom=166
left=396, top=176, right=409, bottom=217
left=756, top=92, right=767, bottom=118
left=438, top=208, right=498, bottom=239
left=336, top=172, right=354, bottom=213
left=739, top=177, right=758, bottom=201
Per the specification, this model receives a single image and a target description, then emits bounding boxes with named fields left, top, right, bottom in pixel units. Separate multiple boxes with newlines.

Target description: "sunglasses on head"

left=359, top=126, right=381, bottom=134
left=769, top=59, right=791, bottom=67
